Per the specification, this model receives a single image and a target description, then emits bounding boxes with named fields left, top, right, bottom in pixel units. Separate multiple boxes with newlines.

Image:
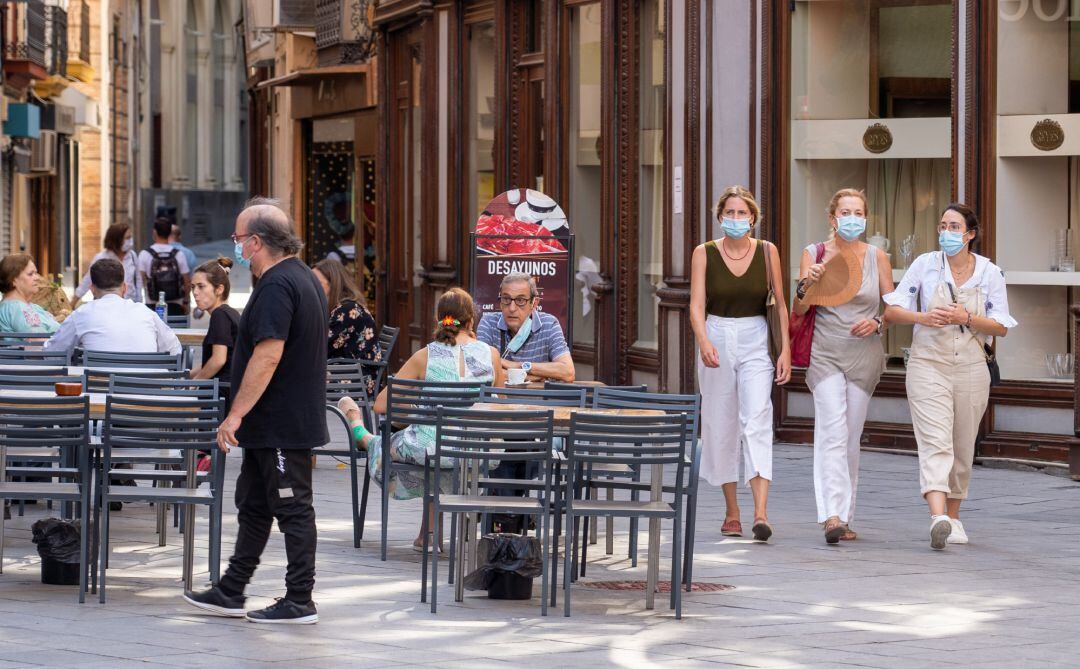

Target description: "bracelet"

left=796, top=279, right=809, bottom=300
left=872, top=316, right=883, bottom=334
left=965, top=311, right=973, bottom=329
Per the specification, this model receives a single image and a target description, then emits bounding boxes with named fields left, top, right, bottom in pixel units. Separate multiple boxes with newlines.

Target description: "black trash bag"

left=31, top=518, right=82, bottom=564
left=464, top=533, right=543, bottom=591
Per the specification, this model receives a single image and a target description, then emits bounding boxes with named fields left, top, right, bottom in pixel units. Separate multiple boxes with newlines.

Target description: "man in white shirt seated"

left=45, top=258, right=182, bottom=355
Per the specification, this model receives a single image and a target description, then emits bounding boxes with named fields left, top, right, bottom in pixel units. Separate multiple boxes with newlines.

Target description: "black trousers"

left=220, top=448, right=316, bottom=603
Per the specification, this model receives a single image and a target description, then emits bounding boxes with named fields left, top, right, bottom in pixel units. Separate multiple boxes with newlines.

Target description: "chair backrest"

left=566, top=412, right=689, bottom=471
left=327, top=360, right=372, bottom=403
left=82, top=350, right=184, bottom=371
left=0, top=333, right=51, bottom=349
left=103, top=396, right=222, bottom=460
left=385, top=376, right=484, bottom=431
left=0, top=348, right=73, bottom=366
left=0, top=396, right=90, bottom=472
left=377, top=325, right=400, bottom=361
left=0, top=365, right=66, bottom=376
left=108, top=375, right=220, bottom=400
left=166, top=314, right=189, bottom=328
left=544, top=381, right=648, bottom=407
left=480, top=386, right=587, bottom=407
left=435, top=406, right=553, bottom=463
left=0, top=373, right=83, bottom=392
left=592, top=387, right=702, bottom=436
left=83, top=369, right=188, bottom=393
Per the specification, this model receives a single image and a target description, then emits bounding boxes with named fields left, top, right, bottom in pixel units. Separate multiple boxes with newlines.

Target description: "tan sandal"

left=839, top=526, right=857, bottom=541
left=824, top=517, right=844, bottom=544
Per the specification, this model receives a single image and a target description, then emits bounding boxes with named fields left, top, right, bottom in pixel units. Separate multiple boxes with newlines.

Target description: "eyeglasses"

left=936, top=223, right=966, bottom=233
left=499, top=296, right=534, bottom=307
left=231, top=233, right=254, bottom=244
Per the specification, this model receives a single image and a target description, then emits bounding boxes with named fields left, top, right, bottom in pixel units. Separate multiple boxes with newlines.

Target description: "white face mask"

left=122, top=238, right=134, bottom=252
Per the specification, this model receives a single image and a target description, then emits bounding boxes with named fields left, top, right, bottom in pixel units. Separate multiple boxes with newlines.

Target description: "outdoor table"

left=463, top=403, right=668, bottom=607
left=518, top=380, right=607, bottom=391
left=0, top=389, right=189, bottom=419
left=172, top=328, right=208, bottom=346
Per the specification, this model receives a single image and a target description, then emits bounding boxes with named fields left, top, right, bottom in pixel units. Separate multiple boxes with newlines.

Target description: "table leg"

left=183, top=450, right=196, bottom=591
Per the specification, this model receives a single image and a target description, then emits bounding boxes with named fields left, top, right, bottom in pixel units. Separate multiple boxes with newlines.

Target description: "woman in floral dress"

left=313, top=258, right=381, bottom=395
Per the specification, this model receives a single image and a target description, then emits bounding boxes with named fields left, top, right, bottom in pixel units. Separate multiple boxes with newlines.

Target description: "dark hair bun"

left=216, top=256, right=234, bottom=270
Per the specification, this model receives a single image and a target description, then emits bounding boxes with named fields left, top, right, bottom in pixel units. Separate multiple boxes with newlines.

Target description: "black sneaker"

left=246, top=598, right=318, bottom=625
left=183, top=586, right=247, bottom=617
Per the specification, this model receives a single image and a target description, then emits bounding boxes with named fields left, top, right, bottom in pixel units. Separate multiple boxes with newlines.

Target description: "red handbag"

left=789, top=243, right=825, bottom=368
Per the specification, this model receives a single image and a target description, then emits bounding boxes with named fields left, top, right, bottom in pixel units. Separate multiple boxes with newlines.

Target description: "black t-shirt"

left=231, top=258, right=329, bottom=449
left=201, top=305, right=240, bottom=380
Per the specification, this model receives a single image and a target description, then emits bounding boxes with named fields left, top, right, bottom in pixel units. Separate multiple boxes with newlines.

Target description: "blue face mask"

left=720, top=217, right=751, bottom=239
left=234, top=240, right=251, bottom=268
left=939, top=230, right=967, bottom=257
left=835, top=215, right=866, bottom=242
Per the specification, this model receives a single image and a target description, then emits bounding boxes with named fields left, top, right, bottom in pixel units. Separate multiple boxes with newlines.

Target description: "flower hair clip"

left=440, top=315, right=460, bottom=327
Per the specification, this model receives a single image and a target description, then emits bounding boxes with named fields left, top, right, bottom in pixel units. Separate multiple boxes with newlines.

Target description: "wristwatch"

left=521, top=362, right=533, bottom=373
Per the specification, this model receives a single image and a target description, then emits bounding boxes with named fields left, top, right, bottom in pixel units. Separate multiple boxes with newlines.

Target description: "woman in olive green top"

left=690, top=186, right=791, bottom=543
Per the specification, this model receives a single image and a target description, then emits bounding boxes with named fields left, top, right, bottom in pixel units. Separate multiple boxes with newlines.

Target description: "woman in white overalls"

left=884, top=204, right=1016, bottom=550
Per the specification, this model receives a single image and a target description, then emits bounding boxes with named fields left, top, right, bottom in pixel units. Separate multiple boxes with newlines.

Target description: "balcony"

left=315, top=0, right=375, bottom=66
left=2, top=0, right=49, bottom=87
left=66, top=0, right=93, bottom=82
left=45, top=5, right=68, bottom=77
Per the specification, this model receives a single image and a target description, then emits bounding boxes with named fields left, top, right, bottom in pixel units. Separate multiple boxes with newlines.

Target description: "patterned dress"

left=367, top=340, right=495, bottom=500
left=328, top=299, right=381, bottom=394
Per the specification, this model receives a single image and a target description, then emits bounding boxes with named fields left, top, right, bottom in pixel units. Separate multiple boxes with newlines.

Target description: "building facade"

left=234, top=1, right=1077, bottom=472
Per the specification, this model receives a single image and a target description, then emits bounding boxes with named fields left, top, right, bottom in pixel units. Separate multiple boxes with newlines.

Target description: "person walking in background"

left=793, top=189, right=893, bottom=544
left=44, top=259, right=181, bottom=354
left=325, top=221, right=357, bottom=267
left=74, top=223, right=143, bottom=305
left=312, top=258, right=380, bottom=395
left=184, top=198, right=327, bottom=624
left=138, top=217, right=191, bottom=314
left=477, top=272, right=575, bottom=383
left=884, top=204, right=1015, bottom=550
left=689, top=186, right=790, bottom=543
left=169, top=224, right=199, bottom=276
left=0, top=254, right=59, bottom=335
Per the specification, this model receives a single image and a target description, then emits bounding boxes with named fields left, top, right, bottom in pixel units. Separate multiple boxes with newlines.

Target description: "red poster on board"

left=470, top=189, right=574, bottom=342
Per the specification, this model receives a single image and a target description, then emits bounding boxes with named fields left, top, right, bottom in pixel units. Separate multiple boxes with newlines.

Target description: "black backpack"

left=147, top=248, right=183, bottom=302
left=334, top=245, right=356, bottom=266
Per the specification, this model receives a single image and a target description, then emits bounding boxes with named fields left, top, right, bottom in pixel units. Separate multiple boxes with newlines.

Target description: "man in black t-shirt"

left=184, top=198, right=328, bottom=625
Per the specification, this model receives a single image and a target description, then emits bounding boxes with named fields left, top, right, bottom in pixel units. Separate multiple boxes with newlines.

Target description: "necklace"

left=949, top=253, right=974, bottom=282
left=721, top=238, right=753, bottom=261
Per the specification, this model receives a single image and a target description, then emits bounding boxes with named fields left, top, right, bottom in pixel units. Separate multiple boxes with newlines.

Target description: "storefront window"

left=569, top=3, right=601, bottom=346
left=789, top=0, right=951, bottom=365
left=636, top=0, right=665, bottom=350
left=467, top=21, right=496, bottom=218
left=995, top=5, right=1079, bottom=381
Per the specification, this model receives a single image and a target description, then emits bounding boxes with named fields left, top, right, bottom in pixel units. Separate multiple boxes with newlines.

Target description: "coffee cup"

left=507, top=368, right=528, bottom=385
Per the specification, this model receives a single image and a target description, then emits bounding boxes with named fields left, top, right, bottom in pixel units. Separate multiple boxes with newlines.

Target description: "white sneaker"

left=930, top=515, right=952, bottom=550
left=947, top=518, right=969, bottom=544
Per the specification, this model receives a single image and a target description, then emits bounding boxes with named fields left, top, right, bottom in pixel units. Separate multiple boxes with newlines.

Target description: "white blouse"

left=74, top=249, right=143, bottom=302
left=883, top=251, right=1018, bottom=335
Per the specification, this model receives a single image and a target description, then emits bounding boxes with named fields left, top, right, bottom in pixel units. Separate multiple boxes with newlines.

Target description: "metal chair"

left=0, top=348, right=73, bottom=366
left=378, top=376, right=485, bottom=560
left=591, top=388, right=702, bottom=592
left=423, top=406, right=555, bottom=615
left=82, top=350, right=184, bottom=371
left=0, top=333, right=53, bottom=349
left=321, top=361, right=375, bottom=548
left=0, top=396, right=93, bottom=602
left=370, top=325, right=400, bottom=392
left=480, top=386, right=587, bottom=408
left=106, top=376, right=223, bottom=577
left=544, top=382, right=647, bottom=407
left=98, top=396, right=224, bottom=602
left=0, top=373, right=82, bottom=392
left=166, top=314, right=189, bottom=328
left=83, top=369, right=188, bottom=393
left=563, top=411, right=689, bottom=619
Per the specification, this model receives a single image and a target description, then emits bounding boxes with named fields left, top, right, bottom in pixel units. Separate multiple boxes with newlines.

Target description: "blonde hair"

left=826, top=188, right=868, bottom=219
left=714, top=186, right=762, bottom=227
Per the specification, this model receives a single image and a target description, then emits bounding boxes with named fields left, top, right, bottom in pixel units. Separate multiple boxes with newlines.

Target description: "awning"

left=257, top=64, right=369, bottom=89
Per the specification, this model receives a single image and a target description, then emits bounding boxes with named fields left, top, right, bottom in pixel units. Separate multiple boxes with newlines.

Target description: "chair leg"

left=209, top=494, right=221, bottom=585
left=672, top=512, right=684, bottom=619
left=357, top=462, right=371, bottom=543
left=605, top=485, right=614, bottom=554
left=0, top=500, right=6, bottom=574
left=420, top=493, right=430, bottom=603
left=579, top=513, right=590, bottom=578
left=78, top=492, right=90, bottom=603
left=98, top=497, right=111, bottom=604
left=430, top=506, right=442, bottom=614
left=447, top=512, right=457, bottom=585
left=683, top=488, right=698, bottom=591
left=380, top=463, right=390, bottom=561
left=550, top=490, right=561, bottom=608
left=539, top=510, right=549, bottom=617
left=563, top=510, right=573, bottom=617
left=350, top=449, right=361, bottom=548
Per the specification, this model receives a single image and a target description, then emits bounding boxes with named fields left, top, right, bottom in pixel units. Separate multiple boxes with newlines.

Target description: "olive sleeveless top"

left=704, top=240, right=768, bottom=318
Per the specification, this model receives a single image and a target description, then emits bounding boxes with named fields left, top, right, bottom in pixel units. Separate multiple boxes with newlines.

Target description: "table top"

left=172, top=328, right=208, bottom=345
left=517, top=380, right=607, bottom=390
left=470, top=402, right=665, bottom=427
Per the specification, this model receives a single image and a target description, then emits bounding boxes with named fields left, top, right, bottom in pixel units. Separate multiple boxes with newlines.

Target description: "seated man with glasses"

left=477, top=272, right=575, bottom=384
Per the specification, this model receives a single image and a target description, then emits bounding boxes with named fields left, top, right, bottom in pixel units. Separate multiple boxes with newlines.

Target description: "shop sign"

left=470, top=188, right=575, bottom=343
left=862, top=123, right=892, bottom=154
left=1031, top=118, right=1065, bottom=151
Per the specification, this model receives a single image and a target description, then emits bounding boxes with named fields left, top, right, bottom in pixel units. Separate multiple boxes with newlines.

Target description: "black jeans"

left=220, top=448, right=316, bottom=603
